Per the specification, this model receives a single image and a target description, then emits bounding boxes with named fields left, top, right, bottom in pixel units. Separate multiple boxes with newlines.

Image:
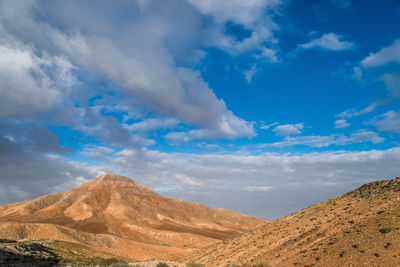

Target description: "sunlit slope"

left=187, top=177, right=400, bottom=266
left=0, top=173, right=266, bottom=261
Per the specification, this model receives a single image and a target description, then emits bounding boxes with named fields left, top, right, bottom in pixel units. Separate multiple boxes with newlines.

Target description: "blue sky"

left=1, top=0, right=400, bottom=219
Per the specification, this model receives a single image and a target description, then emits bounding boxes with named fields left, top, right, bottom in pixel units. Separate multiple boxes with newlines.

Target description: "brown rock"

left=0, top=173, right=266, bottom=261
left=186, top=177, right=400, bottom=266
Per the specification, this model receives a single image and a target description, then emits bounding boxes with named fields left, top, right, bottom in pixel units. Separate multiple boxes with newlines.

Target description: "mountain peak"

left=95, top=173, right=134, bottom=183
left=0, top=173, right=266, bottom=261
left=76, top=173, right=155, bottom=196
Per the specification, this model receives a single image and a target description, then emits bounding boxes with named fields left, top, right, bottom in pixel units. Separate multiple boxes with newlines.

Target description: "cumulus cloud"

left=0, top=123, right=104, bottom=203
left=96, top=146, right=400, bottom=218
left=370, top=110, right=400, bottom=133
left=1, top=120, right=399, bottom=219
left=356, top=39, right=400, bottom=100
left=258, top=47, right=279, bottom=62
left=334, top=119, right=350, bottom=129
left=299, top=33, right=354, bottom=51
left=186, top=0, right=280, bottom=26
left=186, top=0, right=281, bottom=54
left=272, top=123, right=304, bottom=136
left=1, top=0, right=399, bottom=222
left=0, top=26, right=75, bottom=117
left=361, top=39, right=400, bottom=68
left=165, top=118, right=255, bottom=143
left=0, top=0, right=256, bottom=139
left=123, top=118, right=180, bottom=132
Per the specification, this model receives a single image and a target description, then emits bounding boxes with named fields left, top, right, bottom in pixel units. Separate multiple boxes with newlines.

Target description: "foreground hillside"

left=0, top=238, right=127, bottom=266
left=187, top=177, right=400, bottom=266
left=0, top=173, right=266, bottom=261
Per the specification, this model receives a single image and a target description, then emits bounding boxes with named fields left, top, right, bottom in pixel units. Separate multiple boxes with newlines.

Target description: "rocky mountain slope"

left=0, top=173, right=266, bottom=261
left=187, top=177, right=400, bottom=266
left=0, top=238, right=131, bottom=266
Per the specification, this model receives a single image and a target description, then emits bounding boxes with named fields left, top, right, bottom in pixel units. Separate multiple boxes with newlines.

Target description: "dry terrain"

left=187, top=177, right=400, bottom=266
left=1, top=173, right=400, bottom=266
left=0, top=173, right=266, bottom=262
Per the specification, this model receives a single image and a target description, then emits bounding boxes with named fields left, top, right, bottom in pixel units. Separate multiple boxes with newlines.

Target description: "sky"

left=1, top=0, right=400, bottom=220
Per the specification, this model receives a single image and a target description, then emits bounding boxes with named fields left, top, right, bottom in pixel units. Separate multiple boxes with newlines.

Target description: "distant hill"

left=0, top=173, right=266, bottom=261
left=186, top=177, right=400, bottom=266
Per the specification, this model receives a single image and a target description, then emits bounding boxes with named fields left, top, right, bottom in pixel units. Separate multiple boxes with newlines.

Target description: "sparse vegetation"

left=156, top=263, right=169, bottom=267
left=0, top=240, right=128, bottom=267
left=384, top=242, right=392, bottom=249
left=379, top=228, right=393, bottom=234
left=65, top=257, right=127, bottom=266
left=186, top=263, right=205, bottom=267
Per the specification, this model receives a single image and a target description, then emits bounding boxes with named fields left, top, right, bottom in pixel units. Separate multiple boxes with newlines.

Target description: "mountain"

left=0, top=173, right=266, bottom=261
left=187, top=177, right=400, bottom=266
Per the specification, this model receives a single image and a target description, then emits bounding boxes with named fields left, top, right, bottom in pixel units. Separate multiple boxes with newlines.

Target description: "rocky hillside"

left=0, top=173, right=266, bottom=261
left=186, top=177, right=400, bottom=266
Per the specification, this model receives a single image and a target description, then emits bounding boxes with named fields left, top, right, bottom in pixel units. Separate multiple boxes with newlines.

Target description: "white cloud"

left=0, top=135, right=104, bottom=204
left=244, top=185, right=273, bottom=192
left=350, top=130, right=384, bottom=144
left=123, top=118, right=179, bottom=132
left=259, top=122, right=278, bottom=130
left=259, top=47, right=279, bottom=62
left=361, top=39, right=400, bottom=68
left=358, top=39, right=400, bottom=100
left=299, top=33, right=354, bottom=51
left=165, top=119, right=255, bottom=143
left=81, top=145, right=115, bottom=159
left=186, top=0, right=280, bottom=26
left=264, top=129, right=384, bottom=147
left=244, top=47, right=278, bottom=82
left=1, top=126, right=399, bottom=219
left=334, top=119, right=350, bottom=129
left=0, top=26, right=75, bottom=117
left=174, top=173, right=204, bottom=187
left=0, top=0, right=255, bottom=139
left=186, top=0, right=281, bottom=54
left=272, top=123, right=304, bottom=136
left=244, top=64, right=257, bottom=83
left=370, top=110, right=400, bottom=133
left=336, top=102, right=378, bottom=118
left=105, top=146, right=400, bottom=219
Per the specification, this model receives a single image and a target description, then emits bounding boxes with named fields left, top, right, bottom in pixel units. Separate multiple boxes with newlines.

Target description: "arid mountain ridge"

left=0, top=173, right=266, bottom=261
left=187, top=176, right=400, bottom=266
left=1, top=174, right=400, bottom=266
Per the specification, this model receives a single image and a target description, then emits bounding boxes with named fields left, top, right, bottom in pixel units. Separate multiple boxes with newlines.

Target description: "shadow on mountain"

left=0, top=239, right=59, bottom=266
